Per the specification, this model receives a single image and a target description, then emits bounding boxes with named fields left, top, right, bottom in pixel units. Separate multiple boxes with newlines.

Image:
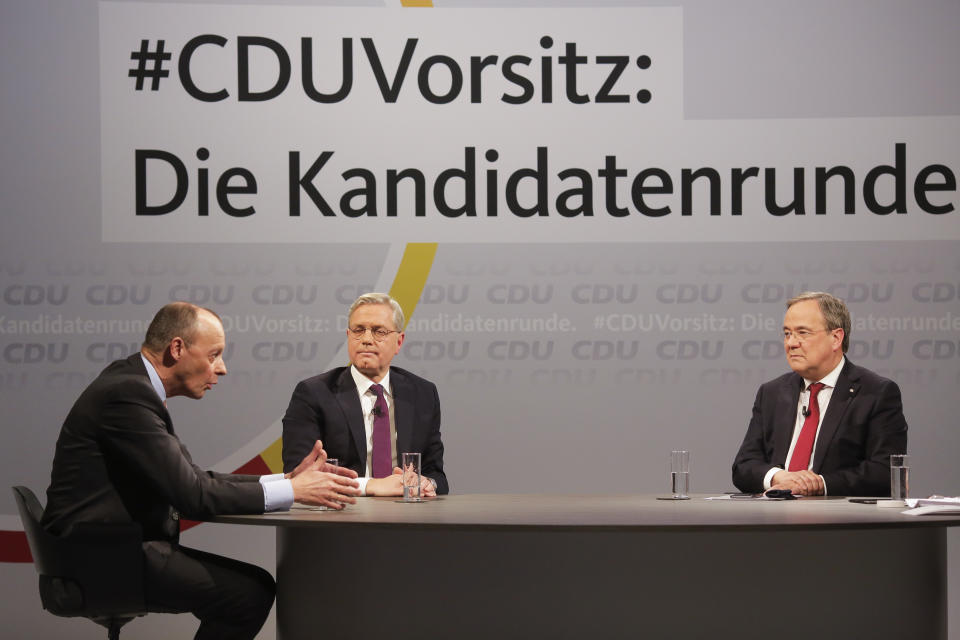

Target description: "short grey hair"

left=348, top=293, right=405, bottom=331
left=786, top=291, right=850, bottom=353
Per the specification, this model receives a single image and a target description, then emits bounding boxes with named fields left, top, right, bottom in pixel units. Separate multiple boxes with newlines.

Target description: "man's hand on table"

left=286, top=439, right=360, bottom=509
left=770, top=469, right=824, bottom=496
left=365, top=467, right=437, bottom=498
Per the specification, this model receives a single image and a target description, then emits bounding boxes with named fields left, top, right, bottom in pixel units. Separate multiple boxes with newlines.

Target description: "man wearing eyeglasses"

left=281, top=292, right=448, bottom=496
left=732, top=291, right=907, bottom=496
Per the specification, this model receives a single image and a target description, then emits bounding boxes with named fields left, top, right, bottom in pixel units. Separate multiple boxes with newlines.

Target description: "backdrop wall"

left=2, top=1, right=957, bottom=638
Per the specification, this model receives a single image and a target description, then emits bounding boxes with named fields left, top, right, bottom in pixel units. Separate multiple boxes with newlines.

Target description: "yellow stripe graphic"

left=389, top=243, right=439, bottom=329
left=261, top=437, right=284, bottom=474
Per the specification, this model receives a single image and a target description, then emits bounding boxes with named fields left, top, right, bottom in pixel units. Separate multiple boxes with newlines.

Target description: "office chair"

left=11, top=486, right=147, bottom=640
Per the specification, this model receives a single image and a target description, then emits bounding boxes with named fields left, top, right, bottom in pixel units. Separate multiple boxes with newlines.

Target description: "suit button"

left=171, top=511, right=180, bottom=521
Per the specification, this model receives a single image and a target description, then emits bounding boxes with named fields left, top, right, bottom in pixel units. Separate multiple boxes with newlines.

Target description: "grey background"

left=1, top=1, right=958, bottom=638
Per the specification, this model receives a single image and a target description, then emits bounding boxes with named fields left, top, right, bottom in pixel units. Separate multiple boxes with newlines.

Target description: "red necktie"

left=788, top=382, right=825, bottom=472
left=370, top=384, right=392, bottom=478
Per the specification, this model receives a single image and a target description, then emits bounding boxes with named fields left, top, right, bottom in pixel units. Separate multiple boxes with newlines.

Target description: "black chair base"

left=95, top=616, right=137, bottom=640
left=12, top=486, right=148, bottom=639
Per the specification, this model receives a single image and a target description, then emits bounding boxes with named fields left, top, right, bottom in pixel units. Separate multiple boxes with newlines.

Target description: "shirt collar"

left=140, top=352, right=167, bottom=404
left=350, top=365, right=391, bottom=397
left=805, top=356, right=845, bottom=390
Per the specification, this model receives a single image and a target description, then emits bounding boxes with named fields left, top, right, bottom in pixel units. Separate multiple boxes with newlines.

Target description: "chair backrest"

left=12, top=486, right=63, bottom=576
left=11, top=486, right=146, bottom=619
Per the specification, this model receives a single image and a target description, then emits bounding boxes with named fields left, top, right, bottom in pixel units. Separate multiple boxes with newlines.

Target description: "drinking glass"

left=402, top=452, right=422, bottom=502
left=890, top=454, right=909, bottom=501
left=670, top=450, right=690, bottom=499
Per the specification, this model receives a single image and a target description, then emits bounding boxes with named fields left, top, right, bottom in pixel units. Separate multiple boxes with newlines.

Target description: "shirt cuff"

left=356, top=477, right=370, bottom=496
left=763, top=467, right=781, bottom=490
left=260, top=475, right=294, bottom=511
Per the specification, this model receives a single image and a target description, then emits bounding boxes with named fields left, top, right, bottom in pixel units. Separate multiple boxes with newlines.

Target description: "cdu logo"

left=3, top=284, right=69, bottom=306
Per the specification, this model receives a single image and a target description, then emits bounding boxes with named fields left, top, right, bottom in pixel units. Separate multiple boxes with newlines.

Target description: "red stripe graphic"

left=0, top=530, right=32, bottom=563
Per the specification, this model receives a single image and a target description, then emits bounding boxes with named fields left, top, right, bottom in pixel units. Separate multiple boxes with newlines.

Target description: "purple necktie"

left=370, top=384, right=392, bottom=478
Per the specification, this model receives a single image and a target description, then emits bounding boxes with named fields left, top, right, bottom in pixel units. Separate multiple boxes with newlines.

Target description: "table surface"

left=209, top=493, right=960, bottom=532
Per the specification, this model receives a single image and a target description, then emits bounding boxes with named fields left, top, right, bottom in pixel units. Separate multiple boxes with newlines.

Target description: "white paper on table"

left=290, top=502, right=329, bottom=511
left=704, top=495, right=795, bottom=501
left=901, top=496, right=960, bottom=516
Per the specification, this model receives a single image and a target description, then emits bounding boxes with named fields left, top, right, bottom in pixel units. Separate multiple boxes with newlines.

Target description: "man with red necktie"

left=732, top=292, right=907, bottom=496
left=282, top=293, right=448, bottom=497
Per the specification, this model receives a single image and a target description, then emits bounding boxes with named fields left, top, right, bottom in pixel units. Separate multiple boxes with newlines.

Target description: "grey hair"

left=786, top=291, right=850, bottom=353
left=348, top=293, right=405, bottom=331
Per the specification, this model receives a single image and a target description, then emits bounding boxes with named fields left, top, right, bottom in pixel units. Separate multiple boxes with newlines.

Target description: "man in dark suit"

left=43, top=302, right=361, bottom=639
left=732, top=292, right=907, bottom=497
left=282, top=292, right=448, bottom=496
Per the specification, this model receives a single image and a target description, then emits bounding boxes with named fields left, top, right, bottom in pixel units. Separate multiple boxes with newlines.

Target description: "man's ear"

left=831, top=329, right=844, bottom=352
left=169, top=337, right=186, bottom=361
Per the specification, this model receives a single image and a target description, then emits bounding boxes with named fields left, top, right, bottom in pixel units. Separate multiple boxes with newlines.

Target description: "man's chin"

left=787, top=362, right=809, bottom=376
left=353, top=364, right=381, bottom=378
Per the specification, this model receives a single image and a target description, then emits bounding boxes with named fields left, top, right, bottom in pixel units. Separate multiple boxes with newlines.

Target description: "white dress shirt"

left=350, top=365, right=398, bottom=495
left=763, top=357, right=846, bottom=495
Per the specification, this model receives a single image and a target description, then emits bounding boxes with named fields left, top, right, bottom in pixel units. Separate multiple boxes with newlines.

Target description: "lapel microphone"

left=372, top=405, right=383, bottom=418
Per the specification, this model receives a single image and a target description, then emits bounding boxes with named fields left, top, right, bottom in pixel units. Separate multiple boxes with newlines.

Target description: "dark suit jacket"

left=42, top=353, right=265, bottom=541
left=281, top=366, right=448, bottom=494
left=732, top=359, right=907, bottom=497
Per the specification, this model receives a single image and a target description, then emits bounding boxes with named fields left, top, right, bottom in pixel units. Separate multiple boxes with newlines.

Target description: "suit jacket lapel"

left=772, top=374, right=804, bottom=466
left=335, top=369, right=368, bottom=465
left=812, top=360, right=858, bottom=473
left=392, top=370, right=414, bottom=458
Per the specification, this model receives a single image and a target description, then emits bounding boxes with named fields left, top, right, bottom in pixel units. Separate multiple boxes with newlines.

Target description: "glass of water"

left=402, top=452, right=422, bottom=502
left=890, top=454, right=910, bottom=501
left=670, top=450, right=690, bottom=499
left=317, top=458, right=339, bottom=510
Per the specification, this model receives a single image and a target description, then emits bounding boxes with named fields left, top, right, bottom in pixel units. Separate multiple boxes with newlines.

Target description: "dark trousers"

left=143, top=542, right=276, bottom=640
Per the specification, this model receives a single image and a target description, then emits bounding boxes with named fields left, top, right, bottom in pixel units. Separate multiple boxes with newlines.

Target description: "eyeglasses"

left=782, top=329, right=829, bottom=343
left=349, top=325, right=399, bottom=342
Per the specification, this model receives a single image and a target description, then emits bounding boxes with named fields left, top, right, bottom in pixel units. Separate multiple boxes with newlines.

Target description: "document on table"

left=704, top=495, right=797, bottom=501
left=290, top=502, right=329, bottom=511
left=902, top=496, right=960, bottom=516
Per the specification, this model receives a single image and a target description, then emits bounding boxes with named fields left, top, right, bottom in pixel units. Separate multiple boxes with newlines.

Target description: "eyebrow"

left=783, top=323, right=820, bottom=330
